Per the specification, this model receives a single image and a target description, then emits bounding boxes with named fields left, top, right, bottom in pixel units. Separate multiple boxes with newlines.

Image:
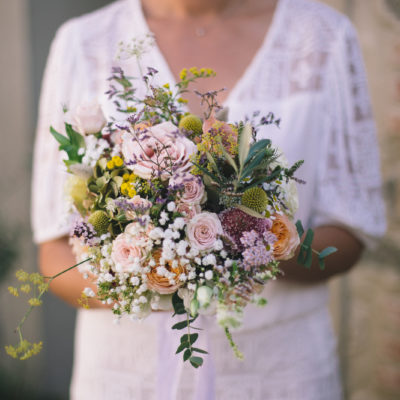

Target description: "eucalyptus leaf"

left=189, top=356, right=203, bottom=368
left=295, top=220, right=305, bottom=238
left=319, top=246, right=337, bottom=259
left=176, top=342, right=188, bottom=354
left=183, top=349, right=192, bottom=361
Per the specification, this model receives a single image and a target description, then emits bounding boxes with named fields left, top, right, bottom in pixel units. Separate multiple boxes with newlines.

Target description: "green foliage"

left=295, top=220, right=337, bottom=270
left=171, top=293, right=208, bottom=368
left=50, top=124, right=85, bottom=167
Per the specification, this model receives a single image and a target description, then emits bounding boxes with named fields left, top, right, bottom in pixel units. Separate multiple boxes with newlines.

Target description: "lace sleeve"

left=31, top=20, right=88, bottom=244
left=310, top=18, right=386, bottom=248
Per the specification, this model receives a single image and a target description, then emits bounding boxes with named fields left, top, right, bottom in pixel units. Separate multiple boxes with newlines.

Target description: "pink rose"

left=65, top=101, right=107, bottom=135
left=169, top=173, right=205, bottom=204
left=176, top=202, right=201, bottom=221
left=187, top=212, right=223, bottom=251
left=111, top=233, right=143, bottom=272
left=121, top=122, right=197, bottom=180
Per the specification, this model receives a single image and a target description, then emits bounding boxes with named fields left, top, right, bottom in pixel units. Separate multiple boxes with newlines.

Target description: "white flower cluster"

left=82, top=135, right=110, bottom=167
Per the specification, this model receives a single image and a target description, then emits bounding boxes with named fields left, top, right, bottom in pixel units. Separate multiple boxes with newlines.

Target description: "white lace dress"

left=31, top=0, right=386, bottom=399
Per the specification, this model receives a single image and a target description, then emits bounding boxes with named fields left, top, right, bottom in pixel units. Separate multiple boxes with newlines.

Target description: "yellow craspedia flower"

left=107, top=160, right=115, bottom=169
left=112, top=156, right=123, bottom=167
left=88, top=210, right=109, bottom=235
left=123, top=173, right=130, bottom=182
left=179, top=114, right=203, bottom=136
left=128, top=188, right=137, bottom=198
left=241, top=187, right=269, bottom=213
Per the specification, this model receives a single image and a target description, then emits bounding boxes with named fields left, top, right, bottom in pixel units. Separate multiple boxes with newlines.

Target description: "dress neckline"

left=129, top=0, right=287, bottom=110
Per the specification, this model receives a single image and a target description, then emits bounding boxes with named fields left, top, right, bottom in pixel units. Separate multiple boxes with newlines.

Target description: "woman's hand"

left=39, top=236, right=108, bottom=308
left=280, top=225, right=364, bottom=283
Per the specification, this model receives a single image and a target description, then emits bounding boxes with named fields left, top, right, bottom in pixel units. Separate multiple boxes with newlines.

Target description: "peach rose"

left=146, top=249, right=187, bottom=295
left=111, top=233, right=143, bottom=272
left=187, top=212, right=223, bottom=251
left=270, top=214, right=300, bottom=260
left=121, top=121, right=197, bottom=180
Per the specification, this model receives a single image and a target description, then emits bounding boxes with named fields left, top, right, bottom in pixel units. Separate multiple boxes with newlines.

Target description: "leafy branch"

left=172, top=292, right=207, bottom=368
left=295, top=221, right=337, bottom=269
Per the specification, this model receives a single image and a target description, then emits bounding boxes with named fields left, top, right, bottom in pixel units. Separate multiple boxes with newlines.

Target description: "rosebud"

left=196, top=286, right=213, bottom=309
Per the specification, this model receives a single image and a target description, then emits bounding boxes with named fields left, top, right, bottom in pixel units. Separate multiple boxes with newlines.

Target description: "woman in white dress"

left=32, top=0, right=386, bottom=399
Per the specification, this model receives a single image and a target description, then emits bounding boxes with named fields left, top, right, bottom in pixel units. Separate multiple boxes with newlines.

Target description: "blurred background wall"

left=0, top=0, right=398, bottom=399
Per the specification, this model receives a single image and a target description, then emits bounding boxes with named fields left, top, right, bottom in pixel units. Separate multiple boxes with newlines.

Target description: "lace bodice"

left=31, top=0, right=386, bottom=399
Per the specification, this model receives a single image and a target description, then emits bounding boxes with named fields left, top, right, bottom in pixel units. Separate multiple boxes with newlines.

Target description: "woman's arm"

left=281, top=225, right=363, bottom=283
left=39, top=237, right=108, bottom=308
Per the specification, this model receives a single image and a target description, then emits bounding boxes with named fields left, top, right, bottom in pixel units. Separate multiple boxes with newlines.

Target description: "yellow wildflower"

left=107, top=160, right=115, bottom=169
left=8, top=287, right=19, bottom=297
left=112, top=156, right=123, bottom=167
left=28, top=298, right=42, bottom=307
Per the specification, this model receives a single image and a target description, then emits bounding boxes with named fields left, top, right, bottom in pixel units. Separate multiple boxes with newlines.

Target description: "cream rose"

left=270, top=214, right=300, bottom=260
left=186, top=212, right=223, bottom=251
left=169, top=173, right=205, bottom=204
left=121, top=121, right=197, bottom=180
left=66, top=101, right=107, bottom=135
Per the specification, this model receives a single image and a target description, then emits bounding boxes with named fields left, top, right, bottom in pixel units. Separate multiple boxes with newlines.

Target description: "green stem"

left=224, top=326, right=244, bottom=360
left=15, top=257, right=92, bottom=339
left=44, top=258, right=92, bottom=281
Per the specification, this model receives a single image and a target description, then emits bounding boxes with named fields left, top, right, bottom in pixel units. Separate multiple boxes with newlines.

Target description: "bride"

left=32, top=0, right=386, bottom=399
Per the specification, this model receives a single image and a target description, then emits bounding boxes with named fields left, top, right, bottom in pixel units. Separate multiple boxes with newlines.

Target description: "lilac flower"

left=242, top=243, right=273, bottom=270
left=71, top=220, right=98, bottom=246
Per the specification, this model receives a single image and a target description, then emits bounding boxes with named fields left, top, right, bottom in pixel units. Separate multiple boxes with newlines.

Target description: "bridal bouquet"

left=7, top=63, right=335, bottom=366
